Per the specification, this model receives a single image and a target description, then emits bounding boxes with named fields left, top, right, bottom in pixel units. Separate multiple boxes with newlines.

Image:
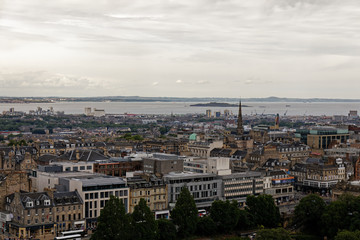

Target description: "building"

left=306, top=128, right=350, bottom=149
left=219, top=171, right=263, bottom=204
left=290, top=159, right=346, bottom=193
left=143, top=153, right=185, bottom=177
left=5, top=192, right=55, bottom=239
left=51, top=161, right=95, bottom=173
left=164, top=172, right=222, bottom=209
left=127, top=175, right=167, bottom=214
left=58, top=174, right=130, bottom=229
left=93, top=158, right=142, bottom=177
left=263, top=170, right=295, bottom=204
left=183, top=157, right=231, bottom=175
left=206, top=110, right=211, bottom=118
left=237, top=101, right=244, bottom=136
left=188, top=140, right=223, bottom=158
left=53, top=191, right=84, bottom=235
left=0, top=170, right=32, bottom=209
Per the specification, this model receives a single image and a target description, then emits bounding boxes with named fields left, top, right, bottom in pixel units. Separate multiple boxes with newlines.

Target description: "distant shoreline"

left=1, top=96, right=360, bottom=103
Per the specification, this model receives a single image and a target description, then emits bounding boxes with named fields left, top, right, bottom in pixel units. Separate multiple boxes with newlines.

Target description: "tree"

left=132, top=198, right=157, bottom=240
left=237, top=209, right=254, bottom=230
left=246, top=194, right=281, bottom=228
left=210, top=200, right=240, bottom=233
left=294, top=194, right=325, bottom=235
left=335, top=230, right=360, bottom=240
left=322, top=201, right=348, bottom=237
left=171, top=187, right=198, bottom=238
left=196, top=216, right=217, bottom=236
left=91, top=195, right=133, bottom=240
left=256, top=228, right=291, bottom=240
left=157, top=219, right=177, bottom=240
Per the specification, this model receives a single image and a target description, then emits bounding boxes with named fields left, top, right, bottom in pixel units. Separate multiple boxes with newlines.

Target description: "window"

left=85, top=194, right=89, bottom=200
left=80, top=166, right=85, bottom=170
left=42, top=209, right=44, bottom=215
left=35, top=209, right=38, bottom=215
left=68, top=214, right=71, bottom=221
left=62, top=215, right=65, bottom=221
left=27, top=210, right=30, bottom=216
left=73, top=167, right=78, bottom=171
left=56, top=216, right=59, bottom=222
left=78, top=213, right=81, bottom=219
left=44, top=200, right=50, bottom=206
left=73, top=214, right=76, bottom=220
left=87, top=166, right=92, bottom=170
left=26, top=201, right=33, bottom=208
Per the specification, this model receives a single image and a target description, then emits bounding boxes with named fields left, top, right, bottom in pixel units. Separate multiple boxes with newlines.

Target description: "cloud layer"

left=1, top=0, right=360, bottom=98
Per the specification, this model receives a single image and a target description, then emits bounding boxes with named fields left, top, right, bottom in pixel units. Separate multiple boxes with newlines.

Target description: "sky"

left=0, top=0, right=360, bottom=98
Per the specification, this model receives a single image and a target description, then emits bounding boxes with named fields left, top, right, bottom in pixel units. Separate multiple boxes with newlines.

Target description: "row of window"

left=85, top=190, right=128, bottom=200
left=56, top=213, right=82, bottom=222
left=65, top=165, right=92, bottom=171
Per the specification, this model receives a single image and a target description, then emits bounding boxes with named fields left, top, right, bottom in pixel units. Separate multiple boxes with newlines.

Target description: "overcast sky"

left=1, top=0, right=360, bottom=98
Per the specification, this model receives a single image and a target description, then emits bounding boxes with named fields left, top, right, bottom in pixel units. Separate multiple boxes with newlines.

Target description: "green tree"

left=335, top=230, right=360, bottom=240
left=246, top=194, right=281, bottom=228
left=171, top=187, right=198, bottom=238
left=294, top=194, right=325, bottom=235
left=256, top=228, right=291, bottom=240
left=91, top=195, right=133, bottom=240
left=210, top=200, right=240, bottom=233
left=322, top=201, right=348, bottom=237
left=132, top=198, right=157, bottom=240
left=196, top=216, right=217, bottom=236
left=157, top=219, right=177, bottom=240
left=237, top=209, right=254, bottom=230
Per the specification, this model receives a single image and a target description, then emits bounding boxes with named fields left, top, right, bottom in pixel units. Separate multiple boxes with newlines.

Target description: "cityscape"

left=2, top=1, right=360, bottom=240
left=0, top=101, right=359, bottom=239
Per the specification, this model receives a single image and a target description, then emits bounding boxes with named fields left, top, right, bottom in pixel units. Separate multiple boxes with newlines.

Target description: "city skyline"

left=1, top=0, right=360, bottom=98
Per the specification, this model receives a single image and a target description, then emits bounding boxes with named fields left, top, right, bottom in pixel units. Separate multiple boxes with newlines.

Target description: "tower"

left=237, top=100, right=244, bottom=136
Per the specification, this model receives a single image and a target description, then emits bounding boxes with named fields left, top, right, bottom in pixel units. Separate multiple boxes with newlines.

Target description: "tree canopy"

left=171, top=187, right=198, bottom=238
left=210, top=200, right=240, bottom=233
left=132, top=198, right=157, bottom=240
left=294, top=194, right=326, bottom=235
left=246, top=194, right=281, bottom=228
left=91, top=195, right=133, bottom=240
left=256, top=228, right=291, bottom=240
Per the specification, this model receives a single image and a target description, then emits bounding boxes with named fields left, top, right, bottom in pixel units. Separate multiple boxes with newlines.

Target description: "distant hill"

left=1, top=96, right=360, bottom=103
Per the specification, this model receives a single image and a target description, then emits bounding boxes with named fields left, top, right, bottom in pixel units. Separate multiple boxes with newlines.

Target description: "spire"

left=237, top=100, right=244, bottom=136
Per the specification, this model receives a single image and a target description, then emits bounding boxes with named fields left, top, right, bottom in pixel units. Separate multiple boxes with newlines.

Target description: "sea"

left=0, top=102, right=360, bottom=116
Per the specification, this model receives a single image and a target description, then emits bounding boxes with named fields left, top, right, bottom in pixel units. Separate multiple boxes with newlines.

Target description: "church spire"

left=237, top=100, right=244, bottom=136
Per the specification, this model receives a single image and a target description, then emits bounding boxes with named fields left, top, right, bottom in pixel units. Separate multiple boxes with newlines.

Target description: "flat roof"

left=164, top=171, right=216, bottom=178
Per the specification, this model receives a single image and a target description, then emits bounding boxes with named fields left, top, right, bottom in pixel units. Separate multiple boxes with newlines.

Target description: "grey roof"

left=219, top=171, right=262, bottom=179
left=71, top=176, right=126, bottom=187
left=53, top=191, right=83, bottom=206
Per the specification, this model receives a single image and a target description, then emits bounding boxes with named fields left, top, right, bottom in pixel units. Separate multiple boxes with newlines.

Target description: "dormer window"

left=26, top=201, right=33, bottom=208
left=44, top=200, right=51, bottom=206
left=36, top=200, right=40, bottom=205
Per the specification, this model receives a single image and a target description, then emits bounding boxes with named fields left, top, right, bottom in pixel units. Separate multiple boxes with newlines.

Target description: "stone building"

left=53, top=191, right=84, bottom=235
left=127, top=175, right=167, bottom=214
left=0, top=170, right=32, bottom=209
left=5, top=192, right=55, bottom=239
